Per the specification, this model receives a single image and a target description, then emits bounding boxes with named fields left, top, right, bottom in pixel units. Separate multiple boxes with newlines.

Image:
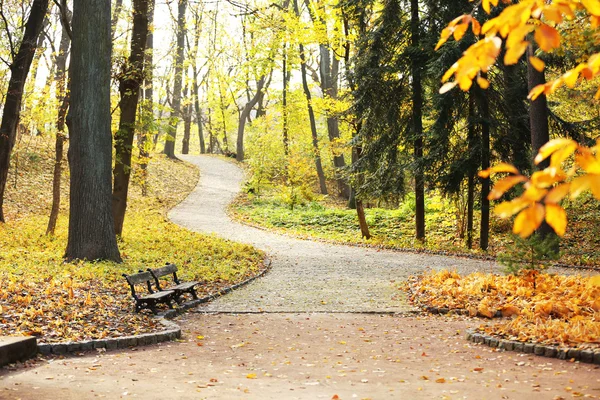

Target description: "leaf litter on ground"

left=1, top=145, right=265, bottom=343
left=405, top=269, right=600, bottom=349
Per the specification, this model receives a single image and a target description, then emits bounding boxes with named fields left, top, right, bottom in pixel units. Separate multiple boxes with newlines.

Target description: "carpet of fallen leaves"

left=1, top=141, right=265, bottom=343
left=406, top=270, right=600, bottom=349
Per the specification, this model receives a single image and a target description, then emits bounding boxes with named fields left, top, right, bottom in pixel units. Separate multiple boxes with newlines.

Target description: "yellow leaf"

left=545, top=203, right=567, bottom=236
left=530, top=169, right=563, bottom=188
left=442, top=63, right=458, bottom=83
left=477, top=76, right=490, bottom=89
left=471, top=19, right=481, bottom=36
left=563, top=70, right=579, bottom=88
left=529, top=56, right=545, bottom=72
left=570, top=175, right=593, bottom=199
left=504, top=41, right=528, bottom=65
left=534, top=24, right=560, bottom=52
left=453, top=23, right=469, bottom=41
left=494, top=198, right=530, bottom=218
left=439, top=81, right=457, bottom=94
left=513, top=203, right=545, bottom=238
left=246, top=373, right=257, bottom=379
left=522, top=184, right=548, bottom=202
left=545, top=183, right=570, bottom=204
left=534, top=138, right=577, bottom=165
left=589, top=276, right=600, bottom=287
left=576, top=150, right=600, bottom=174
left=458, top=75, right=473, bottom=91
left=582, top=0, right=600, bottom=16
left=528, top=83, right=545, bottom=100
left=543, top=7, right=563, bottom=24
left=478, top=162, right=519, bottom=178
left=488, top=175, right=527, bottom=200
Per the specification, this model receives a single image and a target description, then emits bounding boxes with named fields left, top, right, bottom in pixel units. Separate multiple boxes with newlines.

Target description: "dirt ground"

left=1, top=312, right=598, bottom=400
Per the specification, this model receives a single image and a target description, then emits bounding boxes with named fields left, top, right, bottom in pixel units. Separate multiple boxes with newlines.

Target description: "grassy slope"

left=0, top=138, right=264, bottom=342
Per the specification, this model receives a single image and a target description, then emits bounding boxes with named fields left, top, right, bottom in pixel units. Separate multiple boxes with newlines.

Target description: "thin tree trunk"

left=191, top=8, right=205, bottom=154
left=163, top=0, right=187, bottom=159
left=479, top=74, right=491, bottom=251
left=139, top=0, right=154, bottom=197
left=236, top=76, right=266, bottom=161
left=411, top=0, right=425, bottom=241
left=182, top=83, right=191, bottom=154
left=294, top=0, right=327, bottom=194
left=112, top=0, right=149, bottom=236
left=47, top=6, right=72, bottom=235
left=466, top=92, right=476, bottom=249
left=111, top=0, right=124, bottom=40
left=282, top=41, right=290, bottom=156
left=528, top=46, right=557, bottom=246
left=354, top=146, right=371, bottom=239
left=0, top=0, right=50, bottom=223
left=66, top=0, right=121, bottom=262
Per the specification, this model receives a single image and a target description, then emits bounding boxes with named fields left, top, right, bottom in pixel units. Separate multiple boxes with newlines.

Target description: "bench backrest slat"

left=125, top=271, right=154, bottom=285
left=152, top=264, right=177, bottom=278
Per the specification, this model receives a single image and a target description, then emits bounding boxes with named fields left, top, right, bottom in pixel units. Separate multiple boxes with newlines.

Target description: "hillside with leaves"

left=0, top=138, right=264, bottom=343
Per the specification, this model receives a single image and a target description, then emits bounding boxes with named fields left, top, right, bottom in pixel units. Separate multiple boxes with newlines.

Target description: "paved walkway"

left=3, top=155, right=598, bottom=400
left=169, top=155, right=499, bottom=313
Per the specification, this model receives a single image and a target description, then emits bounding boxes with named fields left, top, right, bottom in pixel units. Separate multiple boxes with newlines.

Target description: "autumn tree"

left=0, top=0, right=50, bottom=222
left=112, top=0, right=150, bottom=236
left=163, top=0, right=187, bottom=159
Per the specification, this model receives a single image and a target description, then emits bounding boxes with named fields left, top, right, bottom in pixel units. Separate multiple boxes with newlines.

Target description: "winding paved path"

left=3, top=155, right=598, bottom=400
left=170, top=155, right=500, bottom=313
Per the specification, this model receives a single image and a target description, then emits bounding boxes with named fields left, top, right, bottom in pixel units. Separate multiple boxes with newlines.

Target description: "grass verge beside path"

left=0, top=154, right=265, bottom=343
left=231, top=192, right=600, bottom=268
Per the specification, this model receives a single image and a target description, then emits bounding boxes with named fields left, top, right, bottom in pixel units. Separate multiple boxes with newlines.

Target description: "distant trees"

left=0, top=0, right=50, bottom=222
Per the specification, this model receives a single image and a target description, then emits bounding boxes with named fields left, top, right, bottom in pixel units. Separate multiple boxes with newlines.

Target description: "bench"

left=148, top=264, right=201, bottom=304
left=123, top=271, right=175, bottom=314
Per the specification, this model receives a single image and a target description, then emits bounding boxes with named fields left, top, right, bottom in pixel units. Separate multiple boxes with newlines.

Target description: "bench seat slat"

left=139, top=290, right=174, bottom=301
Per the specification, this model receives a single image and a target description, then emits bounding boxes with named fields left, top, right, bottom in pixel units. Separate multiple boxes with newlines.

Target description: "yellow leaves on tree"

left=480, top=139, right=600, bottom=238
left=436, top=0, right=600, bottom=99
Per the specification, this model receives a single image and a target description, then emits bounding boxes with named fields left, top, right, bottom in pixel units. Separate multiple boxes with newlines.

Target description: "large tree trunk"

left=410, top=0, right=425, bottom=241
left=47, top=6, right=72, bottom=236
left=112, top=0, right=149, bottom=236
left=139, top=0, right=155, bottom=197
left=163, top=0, right=187, bottom=159
left=65, top=0, right=121, bottom=262
left=0, top=0, right=50, bottom=223
left=236, top=76, right=266, bottom=161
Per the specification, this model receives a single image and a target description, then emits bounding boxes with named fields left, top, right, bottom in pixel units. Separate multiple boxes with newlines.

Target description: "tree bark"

left=294, top=0, right=327, bottom=194
left=65, top=0, right=121, bottom=262
left=528, top=46, right=558, bottom=245
left=466, top=92, right=476, bottom=249
left=410, top=0, right=425, bottom=241
left=0, top=0, right=50, bottom=223
left=139, top=0, right=155, bottom=197
left=182, top=83, right=191, bottom=154
left=112, top=0, right=149, bottom=236
left=236, top=76, right=266, bottom=161
left=282, top=41, right=290, bottom=156
left=47, top=6, right=71, bottom=235
left=163, top=0, right=187, bottom=159
left=478, top=75, right=491, bottom=251
left=191, top=8, right=205, bottom=154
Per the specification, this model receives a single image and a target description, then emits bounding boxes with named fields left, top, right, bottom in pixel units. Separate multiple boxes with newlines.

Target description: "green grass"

left=231, top=189, right=600, bottom=268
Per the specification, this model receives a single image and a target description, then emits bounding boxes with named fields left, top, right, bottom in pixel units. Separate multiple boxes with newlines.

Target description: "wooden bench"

left=123, top=271, right=175, bottom=314
left=148, top=264, right=201, bottom=304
